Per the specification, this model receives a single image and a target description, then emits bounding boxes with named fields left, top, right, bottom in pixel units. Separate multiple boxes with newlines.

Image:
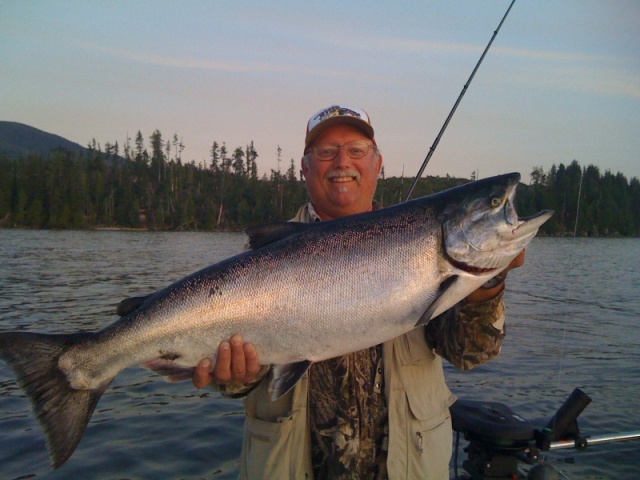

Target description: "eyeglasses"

left=307, top=140, right=376, bottom=161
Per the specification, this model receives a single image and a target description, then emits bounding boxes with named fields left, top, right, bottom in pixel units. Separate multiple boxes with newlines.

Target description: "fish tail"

left=0, top=331, right=111, bottom=469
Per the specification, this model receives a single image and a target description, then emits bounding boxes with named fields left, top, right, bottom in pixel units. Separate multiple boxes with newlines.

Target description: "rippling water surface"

left=446, top=237, right=640, bottom=479
left=0, top=231, right=638, bottom=479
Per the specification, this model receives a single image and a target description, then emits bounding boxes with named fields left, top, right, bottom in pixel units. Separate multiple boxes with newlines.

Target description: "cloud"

left=504, top=62, right=640, bottom=100
left=85, top=43, right=313, bottom=76
left=79, top=42, right=404, bottom=85
left=316, top=33, right=640, bottom=100
left=319, top=31, right=628, bottom=66
left=494, top=46, right=613, bottom=63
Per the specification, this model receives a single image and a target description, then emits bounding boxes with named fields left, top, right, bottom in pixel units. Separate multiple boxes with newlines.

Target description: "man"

left=194, top=105, right=524, bottom=479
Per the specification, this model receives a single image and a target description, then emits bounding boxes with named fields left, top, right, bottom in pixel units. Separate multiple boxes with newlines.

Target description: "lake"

left=0, top=230, right=638, bottom=479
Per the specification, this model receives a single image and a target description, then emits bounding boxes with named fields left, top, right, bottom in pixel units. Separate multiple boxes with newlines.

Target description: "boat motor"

left=450, top=388, right=591, bottom=479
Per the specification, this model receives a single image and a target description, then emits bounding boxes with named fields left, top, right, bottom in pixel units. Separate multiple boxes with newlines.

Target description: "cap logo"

left=313, top=105, right=364, bottom=124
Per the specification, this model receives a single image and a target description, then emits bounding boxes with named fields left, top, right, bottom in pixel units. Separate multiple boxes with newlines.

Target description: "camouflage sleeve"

left=425, top=290, right=506, bottom=371
left=210, top=365, right=271, bottom=399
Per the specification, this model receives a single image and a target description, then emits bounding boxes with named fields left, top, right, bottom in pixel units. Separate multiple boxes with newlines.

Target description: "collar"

left=306, top=203, right=323, bottom=222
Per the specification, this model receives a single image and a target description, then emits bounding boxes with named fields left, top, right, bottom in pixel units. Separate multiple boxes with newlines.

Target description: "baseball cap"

left=304, top=105, right=375, bottom=152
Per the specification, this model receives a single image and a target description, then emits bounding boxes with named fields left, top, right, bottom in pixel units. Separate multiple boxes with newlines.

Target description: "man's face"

left=302, top=124, right=383, bottom=220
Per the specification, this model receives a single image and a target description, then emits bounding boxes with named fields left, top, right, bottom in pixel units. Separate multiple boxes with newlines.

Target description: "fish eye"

left=490, top=197, right=502, bottom=208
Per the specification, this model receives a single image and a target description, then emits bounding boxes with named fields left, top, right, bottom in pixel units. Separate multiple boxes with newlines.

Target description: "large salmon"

left=0, top=172, right=552, bottom=468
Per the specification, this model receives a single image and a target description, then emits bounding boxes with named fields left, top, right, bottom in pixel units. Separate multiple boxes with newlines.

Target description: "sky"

left=1, top=0, right=639, bottom=183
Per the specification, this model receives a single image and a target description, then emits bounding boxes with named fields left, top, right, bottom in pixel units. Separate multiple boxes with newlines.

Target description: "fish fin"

left=414, top=275, right=460, bottom=327
left=143, top=356, right=195, bottom=382
left=269, top=360, right=312, bottom=401
left=0, top=331, right=112, bottom=469
left=116, top=294, right=151, bottom=316
left=244, top=222, right=311, bottom=249
left=167, top=373, right=196, bottom=382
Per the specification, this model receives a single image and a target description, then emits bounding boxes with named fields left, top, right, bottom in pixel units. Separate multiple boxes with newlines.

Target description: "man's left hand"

left=465, top=249, right=526, bottom=303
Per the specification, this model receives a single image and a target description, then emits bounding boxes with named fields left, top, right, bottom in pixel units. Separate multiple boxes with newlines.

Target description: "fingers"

left=229, top=334, right=247, bottom=381
left=508, top=249, right=526, bottom=270
left=210, top=334, right=261, bottom=385
left=212, top=339, right=234, bottom=384
left=193, top=334, right=262, bottom=389
left=243, top=342, right=261, bottom=383
left=193, top=358, right=213, bottom=389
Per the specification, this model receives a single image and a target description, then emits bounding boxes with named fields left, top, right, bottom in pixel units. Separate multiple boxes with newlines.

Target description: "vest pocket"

left=409, top=412, right=453, bottom=479
left=240, top=409, right=309, bottom=479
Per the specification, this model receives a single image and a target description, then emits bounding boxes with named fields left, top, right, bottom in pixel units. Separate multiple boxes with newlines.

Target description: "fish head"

left=442, top=172, right=553, bottom=274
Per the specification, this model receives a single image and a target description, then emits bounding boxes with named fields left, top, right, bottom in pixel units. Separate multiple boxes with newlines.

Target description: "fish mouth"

left=512, top=210, right=554, bottom=239
left=446, top=253, right=499, bottom=275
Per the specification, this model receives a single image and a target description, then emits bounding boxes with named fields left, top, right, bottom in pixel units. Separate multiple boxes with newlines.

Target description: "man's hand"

left=506, top=249, right=526, bottom=270
left=465, top=249, right=526, bottom=303
left=192, top=334, right=262, bottom=389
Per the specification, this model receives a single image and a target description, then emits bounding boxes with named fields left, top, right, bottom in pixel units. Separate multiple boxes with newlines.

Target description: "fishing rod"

left=404, top=0, right=516, bottom=202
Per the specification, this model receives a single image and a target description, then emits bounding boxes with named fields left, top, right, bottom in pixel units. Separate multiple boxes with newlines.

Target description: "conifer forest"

left=1, top=130, right=638, bottom=236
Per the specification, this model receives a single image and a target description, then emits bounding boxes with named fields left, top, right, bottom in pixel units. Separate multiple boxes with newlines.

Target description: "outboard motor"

left=450, top=388, right=591, bottom=479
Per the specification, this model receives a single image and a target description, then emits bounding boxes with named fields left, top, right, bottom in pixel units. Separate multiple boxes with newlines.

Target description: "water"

left=446, top=237, right=640, bottom=479
left=0, top=231, right=638, bottom=479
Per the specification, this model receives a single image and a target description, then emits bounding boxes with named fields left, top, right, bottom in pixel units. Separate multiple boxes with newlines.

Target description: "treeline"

left=0, top=129, right=466, bottom=231
left=0, top=132, right=304, bottom=231
left=518, top=160, right=640, bottom=236
left=0, top=131, right=638, bottom=236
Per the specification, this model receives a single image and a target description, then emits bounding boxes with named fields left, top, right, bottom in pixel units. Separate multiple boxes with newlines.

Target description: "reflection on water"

left=1, top=232, right=639, bottom=479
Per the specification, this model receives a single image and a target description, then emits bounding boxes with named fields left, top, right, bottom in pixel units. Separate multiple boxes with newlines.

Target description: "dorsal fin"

left=116, top=295, right=151, bottom=317
left=244, top=222, right=311, bottom=250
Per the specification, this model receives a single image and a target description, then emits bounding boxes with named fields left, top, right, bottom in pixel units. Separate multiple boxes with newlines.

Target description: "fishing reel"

left=450, top=388, right=591, bottom=480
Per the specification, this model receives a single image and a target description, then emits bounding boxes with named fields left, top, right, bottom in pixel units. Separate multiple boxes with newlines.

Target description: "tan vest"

left=239, top=330, right=456, bottom=479
left=238, top=204, right=457, bottom=479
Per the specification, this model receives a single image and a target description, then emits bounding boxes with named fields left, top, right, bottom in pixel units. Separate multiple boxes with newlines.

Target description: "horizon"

left=1, top=120, right=637, bottom=184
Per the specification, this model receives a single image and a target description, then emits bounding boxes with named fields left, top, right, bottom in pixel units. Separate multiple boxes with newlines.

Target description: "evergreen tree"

left=210, top=141, right=220, bottom=173
left=0, top=157, right=14, bottom=223
left=0, top=139, right=637, bottom=236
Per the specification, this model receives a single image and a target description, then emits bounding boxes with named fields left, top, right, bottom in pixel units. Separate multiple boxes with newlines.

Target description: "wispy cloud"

left=85, top=41, right=364, bottom=78
left=80, top=42, right=406, bottom=85
left=326, top=34, right=640, bottom=99
left=318, top=32, right=626, bottom=66
left=87, top=43, right=280, bottom=73
left=532, top=66, right=640, bottom=100
left=77, top=34, right=640, bottom=100
left=354, top=39, right=640, bottom=102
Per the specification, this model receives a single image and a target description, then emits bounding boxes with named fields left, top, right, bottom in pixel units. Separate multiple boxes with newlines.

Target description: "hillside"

left=0, top=121, right=88, bottom=159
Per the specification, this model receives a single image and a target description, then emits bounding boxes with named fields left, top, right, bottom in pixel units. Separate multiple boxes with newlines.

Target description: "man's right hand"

left=192, top=334, right=262, bottom=389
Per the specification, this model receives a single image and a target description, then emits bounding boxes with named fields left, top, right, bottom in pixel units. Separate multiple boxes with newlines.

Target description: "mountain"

left=0, top=121, right=89, bottom=159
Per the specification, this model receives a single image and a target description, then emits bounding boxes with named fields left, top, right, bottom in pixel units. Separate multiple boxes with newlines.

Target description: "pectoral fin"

left=269, top=360, right=312, bottom=401
left=414, top=275, right=459, bottom=327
